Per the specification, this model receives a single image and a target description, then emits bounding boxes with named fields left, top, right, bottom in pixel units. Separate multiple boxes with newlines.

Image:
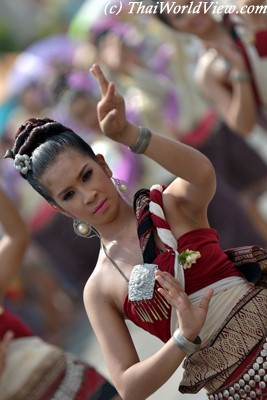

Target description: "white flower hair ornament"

left=14, top=154, right=32, bottom=175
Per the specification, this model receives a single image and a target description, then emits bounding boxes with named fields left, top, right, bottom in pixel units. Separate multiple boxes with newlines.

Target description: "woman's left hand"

left=155, top=270, right=213, bottom=342
left=90, top=63, right=128, bottom=141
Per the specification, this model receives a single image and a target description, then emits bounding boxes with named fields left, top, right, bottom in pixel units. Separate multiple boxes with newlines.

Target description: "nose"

left=81, top=187, right=97, bottom=205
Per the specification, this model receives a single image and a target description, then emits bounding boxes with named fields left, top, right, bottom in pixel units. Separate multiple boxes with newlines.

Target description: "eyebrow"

left=56, top=164, right=88, bottom=199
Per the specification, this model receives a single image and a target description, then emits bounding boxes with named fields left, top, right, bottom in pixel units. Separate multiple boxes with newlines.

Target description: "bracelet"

left=129, top=126, right=152, bottom=154
left=229, top=69, right=251, bottom=82
left=172, top=329, right=201, bottom=355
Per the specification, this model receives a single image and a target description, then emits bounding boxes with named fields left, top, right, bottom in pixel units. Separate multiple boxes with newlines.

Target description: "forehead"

left=40, top=148, right=97, bottom=189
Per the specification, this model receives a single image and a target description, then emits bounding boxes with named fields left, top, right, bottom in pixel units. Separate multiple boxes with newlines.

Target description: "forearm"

left=115, top=123, right=215, bottom=186
left=227, top=73, right=257, bottom=134
left=118, top=338, right=186, bottom=400
left=206, top=77, right=256, bottom=135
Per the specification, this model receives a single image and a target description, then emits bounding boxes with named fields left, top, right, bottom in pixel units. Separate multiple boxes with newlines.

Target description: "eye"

left=82, top=170, right=92, bottom=182
left=63, top=191, right=74, bottom=201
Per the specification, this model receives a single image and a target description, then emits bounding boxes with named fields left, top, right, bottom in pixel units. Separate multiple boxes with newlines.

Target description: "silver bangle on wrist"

left=172, top=329, right=201, bottom=355
left=129, top=126, right=152, bottom=154
left=229, top=69, right=251, bottom=82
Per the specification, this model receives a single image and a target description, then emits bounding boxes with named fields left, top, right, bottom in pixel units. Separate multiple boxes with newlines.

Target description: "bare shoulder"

left=83, top=253, right=128, bottom=355
left=83, top=253, right=107, bottom=305
left=83, top=250, right=125, bottom=319
left=83, top=269, right=100, bottom=303
left=83, top=262, right=115, bottom=331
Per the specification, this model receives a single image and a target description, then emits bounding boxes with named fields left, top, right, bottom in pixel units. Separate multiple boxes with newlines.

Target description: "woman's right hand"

left=204, top=41, right=249, bottom=73
left=0, top=331, right=14, bottom=376
left=155, top=271, right=213, bottom=342
left=90, top=63, right=129, bottom=142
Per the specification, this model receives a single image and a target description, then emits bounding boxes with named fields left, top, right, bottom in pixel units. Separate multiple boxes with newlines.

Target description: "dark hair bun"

left=13, top=117, right=74, bottom=157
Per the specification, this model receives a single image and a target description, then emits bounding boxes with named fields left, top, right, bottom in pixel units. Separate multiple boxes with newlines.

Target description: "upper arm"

left=159, top=133, right=217, bottom=226
left=164, top=173, right=216, bottom=224
left=83, top=279, right=139, bottom=391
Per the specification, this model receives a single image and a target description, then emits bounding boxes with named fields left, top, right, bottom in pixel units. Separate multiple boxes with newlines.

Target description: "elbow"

left=117, top=384, right=134, bottom=400
left=230, top=121, right=254, bottom=137
left=196, top=156, right=217, bottom=197
left=119, top=391, right=146, bottom=400
left=200, top=157, right=216, bottom=187
left=117, top=382, right=148, bottom=400
left=227, top=113, right=256, bottom=137
left=237, top=125, right=254, bottom=137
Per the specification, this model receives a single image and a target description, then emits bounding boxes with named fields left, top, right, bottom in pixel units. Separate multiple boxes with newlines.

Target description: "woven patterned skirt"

left=207, top=337, right=267, bottom=400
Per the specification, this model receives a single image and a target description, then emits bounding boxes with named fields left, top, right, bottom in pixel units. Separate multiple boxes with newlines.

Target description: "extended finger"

left=106, top=81, right=116, bottom=100
left=156, top=276, right=181, bottom=299
left=157, top=271, right=183, bottom=291
left=199, top=288, right=214, bottom=309
left=90, top=63, right=109, bottom=97
left=157, top=286, right=175, bottom=303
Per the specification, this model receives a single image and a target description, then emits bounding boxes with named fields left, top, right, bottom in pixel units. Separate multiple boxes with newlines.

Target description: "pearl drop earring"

left=112, top=178, right=128, bottom=194
left=112, top=177, right=132, bottom=206
left=73, top=218, right=92, bottom=238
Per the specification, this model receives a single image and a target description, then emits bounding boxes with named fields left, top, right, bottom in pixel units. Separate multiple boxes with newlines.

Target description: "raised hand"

left=155, top=270, right=213, bottom=341
left=204, top=41, right=248, bottom=72
left=90, top=63, right=128, bottom=140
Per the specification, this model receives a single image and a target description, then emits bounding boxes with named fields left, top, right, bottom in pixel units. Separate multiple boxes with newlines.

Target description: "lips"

left=93, top=199, right=107, bottom=214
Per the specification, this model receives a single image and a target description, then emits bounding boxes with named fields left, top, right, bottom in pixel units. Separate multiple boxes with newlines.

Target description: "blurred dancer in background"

left=0, top=186, right=120, bottom=399
left=151, top=0, right=267, bottom=247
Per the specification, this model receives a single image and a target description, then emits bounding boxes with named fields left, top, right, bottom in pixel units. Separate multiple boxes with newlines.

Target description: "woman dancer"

left=5, top=64, right=266, bottom=399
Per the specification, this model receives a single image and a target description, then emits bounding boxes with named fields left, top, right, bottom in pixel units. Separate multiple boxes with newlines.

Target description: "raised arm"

left=196, top=43, right=257, bottom=135
left=0, top=188, right=30, bottom=298
left=90, top=63, right=216, bottom=221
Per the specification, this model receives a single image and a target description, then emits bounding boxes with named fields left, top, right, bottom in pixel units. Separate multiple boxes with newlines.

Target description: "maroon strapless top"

left=123, top=187, right=243, bottom=342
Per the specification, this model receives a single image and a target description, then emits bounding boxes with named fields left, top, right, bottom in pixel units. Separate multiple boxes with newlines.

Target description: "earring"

left=73, top=218, right=92, bottom=238
left=112, top=178, right=128, bottom=194
left=112, top=177, right=133, bottom=206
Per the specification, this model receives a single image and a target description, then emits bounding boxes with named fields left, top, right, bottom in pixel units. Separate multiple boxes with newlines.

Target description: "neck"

left=95, top=199, right=137, bottom=245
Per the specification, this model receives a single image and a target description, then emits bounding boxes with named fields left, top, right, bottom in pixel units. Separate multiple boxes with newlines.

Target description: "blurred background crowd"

left=0, top=0, right=267, bottom=398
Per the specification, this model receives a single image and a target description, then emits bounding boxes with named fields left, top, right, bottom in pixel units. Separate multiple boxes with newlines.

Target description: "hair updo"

left=11, top=117, right=98, bottom=205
